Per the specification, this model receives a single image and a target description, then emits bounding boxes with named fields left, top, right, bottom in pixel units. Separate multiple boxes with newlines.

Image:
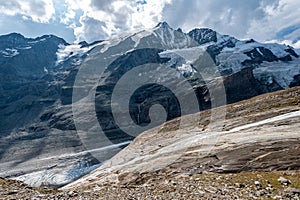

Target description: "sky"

left=0, top=0, right=300, bottom=48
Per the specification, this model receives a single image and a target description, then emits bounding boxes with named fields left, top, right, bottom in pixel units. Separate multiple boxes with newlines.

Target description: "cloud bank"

left=163, top=0, right=300, bottom=44
left=0, top=0, right=55, bottom=23
left=61, top=0, right=172, bottom=42
left=0, top=0, right=300, bottom=47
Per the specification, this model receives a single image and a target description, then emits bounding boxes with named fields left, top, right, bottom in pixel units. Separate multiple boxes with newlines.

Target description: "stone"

left=278, top=177, right=291, bottom=186
left=254, top=181, right=261, bottom=188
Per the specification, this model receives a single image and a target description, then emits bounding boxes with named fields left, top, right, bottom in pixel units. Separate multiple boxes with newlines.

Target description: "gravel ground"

left=1, top=171, right=300, bottom=199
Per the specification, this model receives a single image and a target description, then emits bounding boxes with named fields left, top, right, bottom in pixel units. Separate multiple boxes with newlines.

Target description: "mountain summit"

left=155, top=21, right=172, bottom=29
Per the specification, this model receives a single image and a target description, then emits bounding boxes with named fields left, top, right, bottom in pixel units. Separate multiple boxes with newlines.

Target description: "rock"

left=235, top=183, right=245, bottom=188
left=67, top=190, right=78, bottom=197
left=255, top=190, right=265, bottom=196
left=278, top=177, right=291, bottom=186
left=205, top=186, right=217, bottom=194
left=6, top=190, right=18, bottom=195
left=254, top=181, right=262, bottom=188
left=266, top=184, right=274, bottom=191
left=285, top=187, right=300, bottom=195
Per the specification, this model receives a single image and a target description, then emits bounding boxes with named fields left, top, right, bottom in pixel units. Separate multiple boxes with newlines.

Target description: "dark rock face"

left=60, top=69, right=79, bottom=105
left=188, top=28, right=217, bottom=45
left=243, top=47, right=278, bottom=65
left=223, top=67, right=283, bottom=104
left=0, top=33, right=70, bottom=135
left=95, top=48, right=173, bottom=143
left=0, top=77, right=58, bottom=136
left=285, top=48, right=299, bottom=58
left=223, top=68, right=263, bottom=104
left=290, top=74, right=300, bottom=87
left=0, top=33, right=68, bottom=78
left=129, top=83, right=181, bottom=125
left=0, top=33, right=87, bottom=136
left=241, top=47, right=294, bottom=67
left=0, top=34, right=89, bottom=187
left=206, top=36, right=237, bottom=63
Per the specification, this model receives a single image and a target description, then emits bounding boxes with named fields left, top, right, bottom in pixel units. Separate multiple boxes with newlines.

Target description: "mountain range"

left=0, top=22, right=299, bottom=187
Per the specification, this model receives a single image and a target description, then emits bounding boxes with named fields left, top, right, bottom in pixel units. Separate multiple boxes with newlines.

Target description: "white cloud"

left=162, top=0, right=300, bottom=44
left=60, top=0, right=91, bottom=25
left=73, top=15, right=107, bottom=42
left=0, top=0, right=55, bottom=23
left=162, top=0, right=271, bottom=39
left=247, top=0, right=300, bottom=41
left=1, top=0, right=300, bottom=46
left=56, top=0, right=300, bottom=47
left=62, top=0, right=172, bottom=42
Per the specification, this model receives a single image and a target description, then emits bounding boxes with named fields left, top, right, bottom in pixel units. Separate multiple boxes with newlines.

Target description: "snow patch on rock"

left=1, top=48, right=19, bottom=57
left=253, top=58, right=300, bottom=88
left=56, top=42, right=101, bottom=65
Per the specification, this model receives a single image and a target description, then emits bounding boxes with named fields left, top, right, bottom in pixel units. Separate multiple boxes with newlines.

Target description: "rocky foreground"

left=0, top=171, right=300, bottom=199
left=1, top=86, right=300, bottom=199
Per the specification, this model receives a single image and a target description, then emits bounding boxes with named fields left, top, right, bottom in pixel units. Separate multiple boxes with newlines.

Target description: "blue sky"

left=0, top=0, right=300, bottom=47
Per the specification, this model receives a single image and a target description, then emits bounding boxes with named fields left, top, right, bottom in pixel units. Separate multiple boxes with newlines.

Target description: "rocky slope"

left=65, top=86, right=300, bottom=188
left=1, top=86, right=299, bottom=199
left=0, top=22, right=300, bottom=188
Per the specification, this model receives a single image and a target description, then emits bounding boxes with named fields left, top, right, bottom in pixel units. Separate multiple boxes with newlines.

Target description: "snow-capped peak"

left=56, top=22, right=300, bottom=89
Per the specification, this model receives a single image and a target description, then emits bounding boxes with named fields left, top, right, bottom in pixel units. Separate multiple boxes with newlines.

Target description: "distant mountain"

left=0, top=22, right=299, bottom=187
left=0, top=33, right=68, bottom=77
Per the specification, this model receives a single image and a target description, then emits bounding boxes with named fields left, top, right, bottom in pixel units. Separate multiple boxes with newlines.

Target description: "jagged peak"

left=188, top=28, right=218, bottom=45
left=189, top=27, right=215, bottom=33
left=176, top=28, right=183, bottom=33
left=155, top=21, right=171, bottom=29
